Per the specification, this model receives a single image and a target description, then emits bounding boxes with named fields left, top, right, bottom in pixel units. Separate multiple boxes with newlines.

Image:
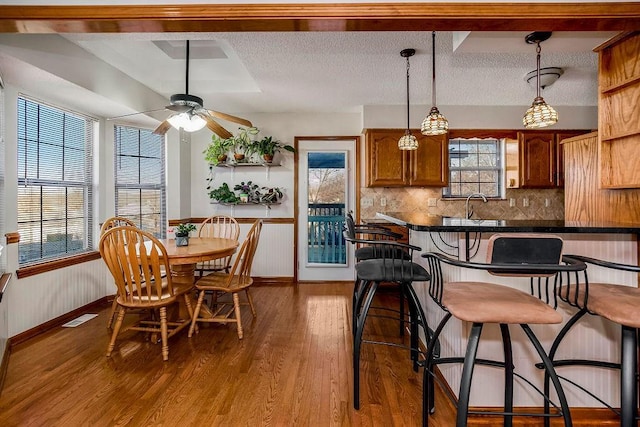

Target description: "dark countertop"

left=376, top=212, right=640, bottom=234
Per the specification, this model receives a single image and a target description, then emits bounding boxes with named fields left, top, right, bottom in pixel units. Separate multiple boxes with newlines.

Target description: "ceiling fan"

left=110, top=40, right=252, bottom=139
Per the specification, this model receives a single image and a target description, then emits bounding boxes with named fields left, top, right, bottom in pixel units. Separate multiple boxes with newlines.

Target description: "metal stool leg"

left=353, top=280, right=379, bottom=410
left=457, top=322, right=483, bottom=427
left=620, top=325, right=638, bottom=427
left=500, top=324, right=514, bottom=427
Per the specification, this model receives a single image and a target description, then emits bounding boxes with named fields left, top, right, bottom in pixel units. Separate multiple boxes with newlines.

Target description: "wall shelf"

left=212, top=162, right=280, bottom=180
left=209, top=201, right=281, bottom=217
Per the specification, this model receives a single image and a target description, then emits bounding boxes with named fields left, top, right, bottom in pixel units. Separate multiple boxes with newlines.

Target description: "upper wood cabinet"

left=595, top=32, right=640, bottom=188
left=364, top=129, right=448, bottom=187
left=518, top=130, right=588, bottom=188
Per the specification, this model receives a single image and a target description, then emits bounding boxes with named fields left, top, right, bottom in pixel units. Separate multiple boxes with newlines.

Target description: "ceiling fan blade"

left=107, top=107, right=167, bottom=120
left=206, top=110, right=253, bottom=127
left=153, top=120, right=172, bottom=135
left=166, top=104, right=192, bottom=113
left=201, top=114, right=232, bottom=139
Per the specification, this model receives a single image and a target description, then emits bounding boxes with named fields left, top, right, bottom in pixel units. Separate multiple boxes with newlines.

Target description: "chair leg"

left=399, top=283, right=405, bottom=337
left=620, top=325, right=638, bottom=427
left=457, top=322, right=483, bottom=427
left=233, top=292, right=244, bottom=339
left=159, top=307, right=169, bottom=361
left=521, top=324, right=572, bottom=427
left=188, top=290, right=206, bottom=337
left=106, top=296, right=119, bottom=329
left=500, top=324, right=514, bottom=427
left=106, top=306, right=126, bottom=357
left=245, top=288, right=257, bottom=317
left=353, top=280, right=379, bottom=410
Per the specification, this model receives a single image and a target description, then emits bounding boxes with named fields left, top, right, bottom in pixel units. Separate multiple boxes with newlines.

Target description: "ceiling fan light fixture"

left=523, top=31, right=558, bottom=129
left=168, top=112, right=207, bottom=132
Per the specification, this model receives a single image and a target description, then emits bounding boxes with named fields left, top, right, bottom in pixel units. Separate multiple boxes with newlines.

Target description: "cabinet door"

left=555, top=131, right=587, bottom=187
left=410, top=133, right=448, bottom=187
left=365, top=129, right=407, bottom=187
left=519, top=132, right=556, bottom=188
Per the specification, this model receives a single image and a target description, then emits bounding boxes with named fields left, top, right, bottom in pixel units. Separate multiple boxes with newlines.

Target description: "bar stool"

left=421, top=234, right=587, bottom=427
left=344, top=213, right=411, bottom=337
left=344, top=227, right=431, bottom=410
left=546, top=254, right=640, bottom=427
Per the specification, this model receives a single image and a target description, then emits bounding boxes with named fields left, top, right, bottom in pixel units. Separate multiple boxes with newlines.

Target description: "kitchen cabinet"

left=518, top=130, right=588, bottom=188
left=595, top=32, right=640, bottom=188
left=365, top=128, right=448, bottom=187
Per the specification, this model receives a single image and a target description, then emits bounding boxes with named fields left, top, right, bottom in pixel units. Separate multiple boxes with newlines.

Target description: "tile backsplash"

left=360, top=187, right=564, bottom=221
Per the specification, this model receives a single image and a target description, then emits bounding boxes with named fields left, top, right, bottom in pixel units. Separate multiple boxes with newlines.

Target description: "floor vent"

left=62, top=313, right=98, bottom=328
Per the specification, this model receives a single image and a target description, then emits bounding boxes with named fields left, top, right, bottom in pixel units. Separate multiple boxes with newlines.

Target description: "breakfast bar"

left=376, top=211, right=640, bottom=411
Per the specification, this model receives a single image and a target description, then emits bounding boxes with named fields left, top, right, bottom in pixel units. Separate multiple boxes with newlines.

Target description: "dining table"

left=161, top=236, right=239, bottom=320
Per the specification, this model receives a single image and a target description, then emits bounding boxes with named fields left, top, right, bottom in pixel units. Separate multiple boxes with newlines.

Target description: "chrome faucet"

left=465, top=193, right=488, bottom=219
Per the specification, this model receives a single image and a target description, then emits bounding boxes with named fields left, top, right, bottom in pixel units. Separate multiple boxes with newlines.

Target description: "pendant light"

left=398, top=48, right=418, bottom=150
left=523, top=32, right=558, bottom=129
left=421, top=31, right=449, bottom=136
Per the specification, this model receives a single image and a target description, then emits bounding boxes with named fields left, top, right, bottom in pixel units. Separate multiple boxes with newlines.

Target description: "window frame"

left=113, top=124, right=167, bottom=239
left=16, top=95, right=96, bottom=267
left=443, top=130, right=515, bottom=199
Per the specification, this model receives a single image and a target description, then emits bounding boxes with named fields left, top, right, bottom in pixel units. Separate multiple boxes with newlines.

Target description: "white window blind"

left=17, top=96, right=95, bottom=265
left=444, top=138, right=503, bottom=198
left=114, top=125, right=166, bottom=238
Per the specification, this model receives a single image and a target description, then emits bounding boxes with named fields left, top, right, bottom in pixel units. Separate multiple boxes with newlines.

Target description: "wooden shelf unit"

left=596, top=31, right=640, bottom=188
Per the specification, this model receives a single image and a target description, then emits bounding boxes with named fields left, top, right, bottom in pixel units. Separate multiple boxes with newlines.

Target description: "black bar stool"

left=421, top=234, right=587, bottom=427
left=546, top=254, right=640, bottom=427
left=344, top=225, right=431, bottom=410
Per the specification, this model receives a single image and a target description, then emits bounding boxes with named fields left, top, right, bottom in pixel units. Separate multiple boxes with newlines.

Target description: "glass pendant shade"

left=523, top=32, right=557, bottom=129
left=398, top=130, right=418, bottom=150
left=168, top=112, right=207, bottom=132
left=421, top=106, right=449, bottom=135
left=523, top=96, right=558, bottom=128
left=398, top=48, right=417, bottom=150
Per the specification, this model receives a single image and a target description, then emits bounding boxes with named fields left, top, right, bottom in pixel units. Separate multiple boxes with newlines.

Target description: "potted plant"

left=208, top=182, right=240, bottom=204
left=233, top=181, right=259, bottom=203
left=203, top=134, right=233, bottom=166
left=251, top=136, right=295, bottom=163
left=231, top=126, right=260, bottom=162
left=256, top=185, right=284, bottom=205
left=174, top=223, right=196, bottom=247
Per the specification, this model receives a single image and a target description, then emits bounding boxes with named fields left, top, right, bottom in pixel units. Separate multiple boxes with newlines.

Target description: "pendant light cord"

left=431, top=31, right=436, bottom=107
left=536, top=42, right=541, bottom=98
left=406, top=54, right=411, bottom=130
left=185, top=40, right=190, bottom=95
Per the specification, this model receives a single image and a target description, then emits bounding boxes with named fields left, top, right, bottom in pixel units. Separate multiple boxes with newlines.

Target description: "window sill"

left=16, top=251, right=101, bottom=279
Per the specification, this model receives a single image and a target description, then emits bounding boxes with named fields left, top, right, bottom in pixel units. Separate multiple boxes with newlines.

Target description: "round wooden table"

left=161, top=237, right=239, bottom=319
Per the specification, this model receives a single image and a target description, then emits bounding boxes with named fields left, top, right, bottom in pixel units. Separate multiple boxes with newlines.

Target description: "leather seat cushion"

left=583, top=283, right=640, bottom=328
left=355, top=259, right=430, bottom=282
left=444, top=281, right=562, bottom=324
left=355, top=246, right=411, bottom=261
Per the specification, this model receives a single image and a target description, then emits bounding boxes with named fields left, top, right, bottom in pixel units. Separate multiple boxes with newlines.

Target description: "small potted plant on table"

left=174, top=223, right=197, bottom=247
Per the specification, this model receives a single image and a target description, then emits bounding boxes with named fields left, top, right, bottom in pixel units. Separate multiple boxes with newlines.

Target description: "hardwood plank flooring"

left=0, top=283, right=456, bottom=426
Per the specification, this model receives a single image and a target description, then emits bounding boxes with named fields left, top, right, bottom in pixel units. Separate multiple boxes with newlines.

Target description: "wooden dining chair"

left=101, top=216, right=138, bottom=329
left=99, top=225, right=195, bottom=361
left=196, top=215, right=241, bottom=277
left=189, top=219, right=262, bottom=340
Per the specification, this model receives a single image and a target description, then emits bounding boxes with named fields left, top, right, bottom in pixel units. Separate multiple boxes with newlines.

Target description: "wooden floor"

left=0, top=283, right=458, bottom=426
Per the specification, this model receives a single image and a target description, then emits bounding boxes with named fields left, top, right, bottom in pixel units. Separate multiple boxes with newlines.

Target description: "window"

left=17, top=96, right=95, bottom=265
left=444, top=138, right=504, bottom=198
left=114, top=125, right=166, bottom=238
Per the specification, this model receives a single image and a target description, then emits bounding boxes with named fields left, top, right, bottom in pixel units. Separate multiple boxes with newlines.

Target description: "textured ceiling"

left=0, top=31, right=617, bottom=122
left=63, top=31, right=614, bottom=116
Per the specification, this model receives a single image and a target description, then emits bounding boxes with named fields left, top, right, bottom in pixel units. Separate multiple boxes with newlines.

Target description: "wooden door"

left=519, top=131, right=556, bottom=188
left=365, top=129, right=407, bottom=187
left=409, top=133, right=448, bottom=187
